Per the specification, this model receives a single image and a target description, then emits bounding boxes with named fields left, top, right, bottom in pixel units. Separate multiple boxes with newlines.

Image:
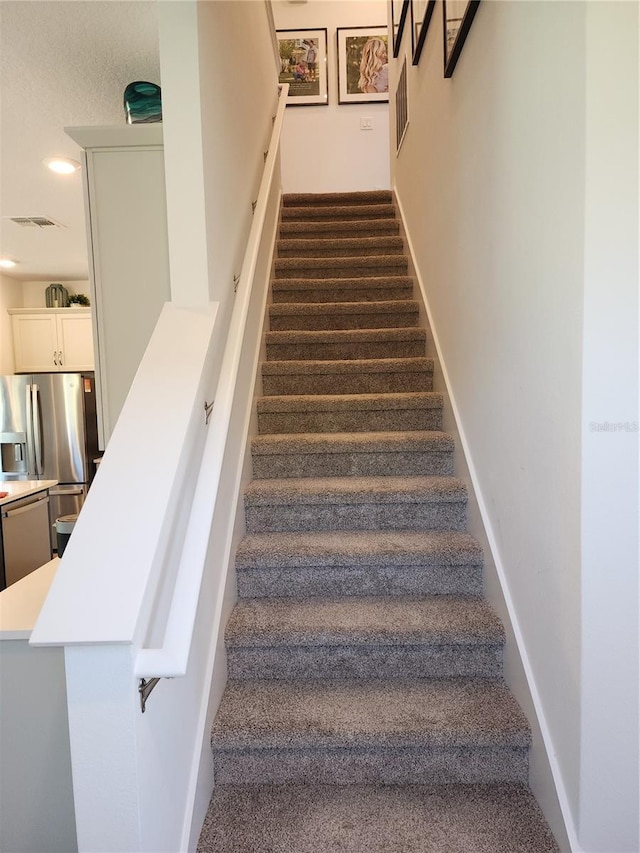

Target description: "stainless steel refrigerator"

left=0, top=373, right=99, bottom=543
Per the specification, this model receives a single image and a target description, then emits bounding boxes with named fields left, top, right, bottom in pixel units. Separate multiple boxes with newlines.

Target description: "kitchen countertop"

left=0, top=480, right=58, bottom=507
left=0, top=558, right=60, bottom=639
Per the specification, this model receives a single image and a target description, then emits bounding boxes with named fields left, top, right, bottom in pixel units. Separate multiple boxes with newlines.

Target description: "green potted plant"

left=68, top=293, right=90, bottom=306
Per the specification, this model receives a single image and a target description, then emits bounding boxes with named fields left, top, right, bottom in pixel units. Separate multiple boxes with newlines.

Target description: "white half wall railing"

left=29, top=84, right=288, bottom=853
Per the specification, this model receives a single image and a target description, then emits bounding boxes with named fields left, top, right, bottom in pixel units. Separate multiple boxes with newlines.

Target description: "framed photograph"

left=443, top=0, right=481, bottom=77
left=412, top=0, right=436, bottom=65
left=391, top=0, right=410, bottom=57
left=277, top=28, right=328, bottom=105
left=337, top=26, right=389, bottom=104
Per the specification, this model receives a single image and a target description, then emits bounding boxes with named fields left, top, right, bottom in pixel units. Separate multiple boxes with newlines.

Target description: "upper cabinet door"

left=11, top=314, right=58, bottom=372
left=10, top=310, right=95, bottom=373
left=57, top=313, right=94, bottom=371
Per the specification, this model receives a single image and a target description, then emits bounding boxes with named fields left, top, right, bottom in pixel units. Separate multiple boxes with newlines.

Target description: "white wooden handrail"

left=134, top=84, right=288, bottom=678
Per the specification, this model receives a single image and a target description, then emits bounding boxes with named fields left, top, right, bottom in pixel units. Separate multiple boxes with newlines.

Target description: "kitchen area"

left=0, top=301, right=99, bottom=591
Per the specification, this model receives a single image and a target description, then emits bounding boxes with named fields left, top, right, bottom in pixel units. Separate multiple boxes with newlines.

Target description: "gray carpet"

left=199, top=190, right=559, bottom=851
left=197, top=784, right=558, bottom=853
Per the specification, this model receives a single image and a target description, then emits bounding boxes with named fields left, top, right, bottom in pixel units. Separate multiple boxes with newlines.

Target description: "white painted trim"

left=394, top=185, right=583, bottom=853
left=66, top=125, right=163, bottom=149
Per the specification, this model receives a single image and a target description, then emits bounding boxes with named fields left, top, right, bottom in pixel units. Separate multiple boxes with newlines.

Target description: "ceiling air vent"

left=6, top=216, right=63, bottom=228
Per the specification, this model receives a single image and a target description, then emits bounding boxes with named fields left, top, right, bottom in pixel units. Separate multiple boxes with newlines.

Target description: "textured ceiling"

left=0, top=0, right=161, bottom=281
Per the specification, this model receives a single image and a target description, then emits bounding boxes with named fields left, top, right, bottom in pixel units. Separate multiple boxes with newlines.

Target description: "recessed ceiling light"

left=0, top=258, right=18, bottom=269
left=44, top=157, right=81, bottom=175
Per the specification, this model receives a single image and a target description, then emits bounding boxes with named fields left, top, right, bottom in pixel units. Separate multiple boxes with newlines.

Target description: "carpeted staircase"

left=198, top=191, right=559, bottom=852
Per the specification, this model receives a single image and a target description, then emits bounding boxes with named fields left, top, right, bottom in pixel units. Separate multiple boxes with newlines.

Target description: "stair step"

left=226, top=595, right=504, bottom=680
left=268, top=300, right=419, bottom=332
left=262, top=357, right=433, bottom=396
left=251, top=431, right=454, bottom=478
left=265, top=327, right=426, bottom=361
left=277, top=236, right=405, bottom=259
left=274, top=255, right=408, bottom=280
left=244, top=475, right=467, bottom=533
left=271, top=276, right=414, bottom=303
left=198, top=783, right=559, bottom=853
left=281, top=203, right=397, bottom=222
left=257, top=392, right=443, bottom=434
left=235, top=530, right=484, bottom=598
left=283, top=190, right=393, bottom=207
left=280, top=217, right=400, bottom=239
left=211, top=679, right=530, bottom=784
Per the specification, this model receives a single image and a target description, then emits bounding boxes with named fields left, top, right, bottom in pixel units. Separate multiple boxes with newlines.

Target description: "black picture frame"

left=391, top=0, right=410, bottom=57
left=412, top=0, right=436, bottom=65
left=336, top=26, right=390, bottom=104
left=443, top=0, right=481, bottom=78
left=276, top=28, right=329, bottom=106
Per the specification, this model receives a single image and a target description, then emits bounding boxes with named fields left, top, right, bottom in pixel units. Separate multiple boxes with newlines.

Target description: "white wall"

left=391, top=2, right=638, bottom=851
left=0, top=274, right=22, bottom=373
left=21, top=280, right=90, bottom=308
left=579, top=4, right=639, bottom=850
left=0, top=642, right=77, bottom=853
left=160, top=0, right=278, bottom=353
left=272, top=0, right=390, bottom=192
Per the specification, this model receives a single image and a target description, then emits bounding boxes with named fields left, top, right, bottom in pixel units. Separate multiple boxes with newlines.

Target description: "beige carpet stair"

left=200, top=190, right=558, bottom=852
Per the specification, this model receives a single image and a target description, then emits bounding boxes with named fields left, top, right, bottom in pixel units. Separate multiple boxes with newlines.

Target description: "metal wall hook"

left=204, top=400, right=214, bottom=424
left=233, top=274, right=240, bottom=293
left=251, top=200, right=257, bottom=214
left=263, top=149, right=269, bottom=162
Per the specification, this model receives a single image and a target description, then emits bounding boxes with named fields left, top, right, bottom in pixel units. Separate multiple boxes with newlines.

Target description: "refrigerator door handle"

left=31, top=383, right=43, bottom=478
left=25, top=383, right=37, bottom=477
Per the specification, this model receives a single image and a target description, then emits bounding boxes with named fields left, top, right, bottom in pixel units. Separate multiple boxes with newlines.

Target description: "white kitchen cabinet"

left=9, top=309, right=94, bottom=373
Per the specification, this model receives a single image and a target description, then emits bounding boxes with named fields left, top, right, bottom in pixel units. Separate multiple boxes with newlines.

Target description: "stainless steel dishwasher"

left=1, top=492, right=52, bottom=588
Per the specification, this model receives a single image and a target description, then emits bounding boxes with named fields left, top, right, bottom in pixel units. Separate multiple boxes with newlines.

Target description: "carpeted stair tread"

left=283, top=190, right=393, bottom=207
left=269, top=299, right=419, bottom=317
left=280, top=217, right=400, bottom=238
left=277, top=236, right=405, bottom=258
left=197, top=783, right=560, bottom=853
left=257, top=392, right=443, bottom=435
left=244, top=476, right=467, bottom=533
left=274, top=254, right=408, bottom=279
left=257, top=391, right=442, bottom=413
left=225, top=596, right=504, bottom=679
left=262, top=356, right=432, bottom=376
left=266, top=327, right=425, bottom=345
left=211, top=679, right=530, bottom=750
left=271, top=275, right=414, bottom=303
left=262, top=357, right=433, bottom=396
left=268, top=300, right=419, bottom=332
left=244, top=475, right=466, bottom=506
left=281, top=203, right=396, bottom=221
left=250, top=434, right=453, bottom=478
left=235, top=530, right=484, bottom=570
left=226, top=596, right=504, bottom=647
left=266, top=327, right=426, bottom=361
left=252, top=430, right=453, bottom=456
left=234, top=530, right=484, bottom=598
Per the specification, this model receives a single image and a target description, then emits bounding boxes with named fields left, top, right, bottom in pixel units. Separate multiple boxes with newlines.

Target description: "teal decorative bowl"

left=124, top=81, right=162, bottom=124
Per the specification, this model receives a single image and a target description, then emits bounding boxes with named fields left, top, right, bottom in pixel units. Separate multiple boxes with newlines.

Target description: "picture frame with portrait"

left=277, top=28, right=328, bottom=106
left=336, top=26, right=390, bottom=104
